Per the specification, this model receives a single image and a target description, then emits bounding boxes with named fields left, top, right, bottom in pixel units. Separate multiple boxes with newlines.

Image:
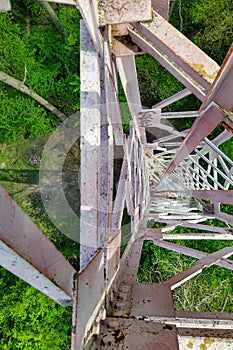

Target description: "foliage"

left=0, top=2, right=81, bottom=144
left=0, top=268, right=72, bottom=350
left=0, top=85, right=58, bottom=142
left=170, top=0, right=233, bottom=64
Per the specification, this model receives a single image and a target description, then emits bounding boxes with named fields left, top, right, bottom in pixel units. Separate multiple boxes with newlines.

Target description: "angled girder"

left=132, top=11, right=219, bottom=90
left=165, top=103, right=227, bottom=174
left=0, top=185, right=76, bottom=305
left=200, top=44, right=233, bottom=113
left=165, top=45, right=233, bottom=173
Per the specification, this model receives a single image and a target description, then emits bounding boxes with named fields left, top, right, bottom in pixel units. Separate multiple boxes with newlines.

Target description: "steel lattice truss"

left=1, top=1, right=233, bottom=349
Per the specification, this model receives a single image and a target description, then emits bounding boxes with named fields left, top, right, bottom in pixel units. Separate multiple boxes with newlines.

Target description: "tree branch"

left=37, top=0, right=67, bottom=38
left=0, top=71, right=67, bottom=121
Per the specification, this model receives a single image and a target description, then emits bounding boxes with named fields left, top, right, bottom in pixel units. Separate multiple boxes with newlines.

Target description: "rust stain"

left=225, top=110, right=233, bottom=120
left=192, top=63, right=218, bottom=81
left=199, top=338, right=214, bottom=350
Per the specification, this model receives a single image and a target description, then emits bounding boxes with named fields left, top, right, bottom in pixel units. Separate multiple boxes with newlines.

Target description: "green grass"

left=137, top=241, right=233, bottom=312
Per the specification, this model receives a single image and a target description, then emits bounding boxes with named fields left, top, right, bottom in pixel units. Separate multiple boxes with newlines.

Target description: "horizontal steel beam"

left=0, top=185, right=76, bottom=305
left=161, top=111, right=198, bottom=119
left=162, top=233, right=233, bottom=240
left=152, top=0, right=170, bottom=21
left=190, top=190, right=233, bottom=205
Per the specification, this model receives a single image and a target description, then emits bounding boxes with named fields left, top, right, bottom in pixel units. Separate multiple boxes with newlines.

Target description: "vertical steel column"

left=80, top=20, right=101, bottom=269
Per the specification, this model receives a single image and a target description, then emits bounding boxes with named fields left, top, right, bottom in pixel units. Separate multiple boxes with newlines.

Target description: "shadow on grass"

left=0, top=168, right=39, bottom=184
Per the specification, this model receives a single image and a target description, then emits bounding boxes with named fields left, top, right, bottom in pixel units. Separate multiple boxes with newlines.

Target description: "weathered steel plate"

left=137, top=109, right=161, bottom=127
left=98, top=0, right=152, bottom=25
left=0, top=0, right=11, bottom=11
left=74, top=249, right=105, bottom=348
left=112, top=36, right=146, bottom=57
left=132, top=283, right=175, bottom=318
left=179, top=335, right=233, bottom=348
left=94, top=317, right=179, bottom=349
left=106, top=233, right=121, bottom=290
left=152, top=0, right=170, bottom=20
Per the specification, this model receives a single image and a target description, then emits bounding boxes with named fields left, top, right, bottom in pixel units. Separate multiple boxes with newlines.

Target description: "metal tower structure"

left=1, top=1, right=233, bottom=349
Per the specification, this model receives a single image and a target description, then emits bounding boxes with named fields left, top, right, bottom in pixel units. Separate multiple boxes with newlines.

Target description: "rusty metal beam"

left=44, top=0, right=75, bottom=3
left=132, top=283, right=176, bottom=318
left=133, top=11, right=219, bottom=89
left=178, top=328, right=233, bottom=339
left=96, top=318, right=179, bottom=349
left=165, top=103, right=225, bottom=174
left=128, top=27, right=206, bottom=101
left=200, top=44, right=233, bottom=113
left=189, top=190, right=233, bottom=205
left=0, top=185, right=76, bottom=305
